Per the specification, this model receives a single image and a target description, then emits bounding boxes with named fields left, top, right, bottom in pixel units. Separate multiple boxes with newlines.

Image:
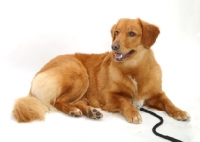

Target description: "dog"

left=13, top=18, right=190, bottom=123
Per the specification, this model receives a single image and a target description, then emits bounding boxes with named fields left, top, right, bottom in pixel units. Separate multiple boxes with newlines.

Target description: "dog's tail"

left=13, top=95, right=48, bottom=122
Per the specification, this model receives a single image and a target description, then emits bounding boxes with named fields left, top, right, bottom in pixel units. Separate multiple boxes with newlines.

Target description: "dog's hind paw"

left=87, top=108, right=103, bottom=119
left=69, top=108, right=82, bottom=117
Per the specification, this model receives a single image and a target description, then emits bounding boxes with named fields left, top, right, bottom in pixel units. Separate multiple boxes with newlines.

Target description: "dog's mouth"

left=114, top=50, right=135, bottom=61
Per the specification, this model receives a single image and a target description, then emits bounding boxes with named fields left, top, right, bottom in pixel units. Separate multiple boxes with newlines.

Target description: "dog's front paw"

left=123, top=110, right=142, bottom=124
left=169, top=110, right=190, bottom=121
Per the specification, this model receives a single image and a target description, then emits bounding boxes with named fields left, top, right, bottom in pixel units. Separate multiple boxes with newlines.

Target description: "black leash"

left=140, top=108, right=183, bottom=142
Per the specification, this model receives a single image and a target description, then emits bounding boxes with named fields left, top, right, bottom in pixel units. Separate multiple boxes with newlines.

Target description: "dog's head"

left=111, top=18, right=160, bottom=62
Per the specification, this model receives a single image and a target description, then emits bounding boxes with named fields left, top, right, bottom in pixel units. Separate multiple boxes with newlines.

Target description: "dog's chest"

left=128, top=76, right=138, bottom=93
left=132, top=99, right=144, bottom=109
left=128, top=76, right=144, bottom=109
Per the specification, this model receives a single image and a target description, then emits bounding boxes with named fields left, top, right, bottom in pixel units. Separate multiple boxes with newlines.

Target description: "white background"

left=0, top=0, right=199, bottom=141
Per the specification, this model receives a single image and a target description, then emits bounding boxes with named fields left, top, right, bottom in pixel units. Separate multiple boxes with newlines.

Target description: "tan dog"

left=13, top=18, right=190, bottom=123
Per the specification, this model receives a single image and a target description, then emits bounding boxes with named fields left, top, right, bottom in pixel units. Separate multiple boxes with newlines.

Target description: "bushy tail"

left=13, top=95, right=47, bottom=122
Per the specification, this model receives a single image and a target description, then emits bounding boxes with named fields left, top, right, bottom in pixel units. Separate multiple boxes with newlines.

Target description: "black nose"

left=111, top=43, right=120, bottom=51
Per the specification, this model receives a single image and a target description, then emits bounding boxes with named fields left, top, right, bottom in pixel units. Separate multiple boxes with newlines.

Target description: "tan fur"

left=13, top=95, right=47, bottom=122
left=13, top=18, right=190, bottom=123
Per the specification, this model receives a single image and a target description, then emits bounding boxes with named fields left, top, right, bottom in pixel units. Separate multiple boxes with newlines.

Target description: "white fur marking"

left=132, top=100, right=144, bottom=109
left=132, top=78, right=138, bottom=93
left=128, top=76, right=138, bottom=94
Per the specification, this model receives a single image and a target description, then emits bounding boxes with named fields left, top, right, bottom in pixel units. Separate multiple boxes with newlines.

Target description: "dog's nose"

left=111, top=43, right=120, bottom=51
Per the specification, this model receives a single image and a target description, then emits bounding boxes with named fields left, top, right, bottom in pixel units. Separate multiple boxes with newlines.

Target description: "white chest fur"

left=128, top=76, right=138, bottom=94
left=128, top=76, right=144, bottom=109
left=132, top=100, right=144, bottom=109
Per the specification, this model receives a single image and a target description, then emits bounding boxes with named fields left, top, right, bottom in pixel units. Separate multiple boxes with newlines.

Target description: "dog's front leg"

left=145, top=92, right=190, bottom=121
left=101, top=92, right=142, bottom=124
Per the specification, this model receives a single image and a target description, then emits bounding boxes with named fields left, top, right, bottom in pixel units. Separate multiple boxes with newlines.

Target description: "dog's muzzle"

left=111, top=43, right=120, bottom=51
left=114, top=50, right=135, bottom=61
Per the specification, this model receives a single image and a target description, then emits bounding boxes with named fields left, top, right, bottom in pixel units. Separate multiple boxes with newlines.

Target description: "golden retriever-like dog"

left=13, top=18, right=190, bottom=123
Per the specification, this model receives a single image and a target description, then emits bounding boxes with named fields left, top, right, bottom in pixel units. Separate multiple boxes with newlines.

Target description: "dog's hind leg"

left=54, top=94, right=83, bottom=117
left=72, top=99, right=103, bottom=119
left=54, top=74, right=89, bottom=117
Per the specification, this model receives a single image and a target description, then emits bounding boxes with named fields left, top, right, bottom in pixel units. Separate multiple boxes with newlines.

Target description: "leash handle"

left=140, top=108, right=183, bottom=142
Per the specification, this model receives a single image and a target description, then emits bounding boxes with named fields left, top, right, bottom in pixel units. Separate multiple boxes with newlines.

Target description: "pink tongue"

left=115, top=53, right=123, bottom=59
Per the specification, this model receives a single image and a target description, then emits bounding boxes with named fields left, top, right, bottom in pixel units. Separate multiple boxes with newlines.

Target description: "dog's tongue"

left=115, top=53, right=123, bottom=59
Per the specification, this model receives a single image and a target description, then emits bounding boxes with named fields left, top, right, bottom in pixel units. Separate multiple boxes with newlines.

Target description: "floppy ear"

left=139, top=19, right=160, bottom=48
left=110, top=24, right=116, bottom=41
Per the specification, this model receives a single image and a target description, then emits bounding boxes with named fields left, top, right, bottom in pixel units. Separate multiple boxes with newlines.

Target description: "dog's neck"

left=134, top=49, right=156, bottom=75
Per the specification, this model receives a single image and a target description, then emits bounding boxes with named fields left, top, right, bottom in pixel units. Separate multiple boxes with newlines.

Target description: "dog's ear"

left=139, top=19, right=160, bottom=48
left=110, top=24, right=116, bottom=41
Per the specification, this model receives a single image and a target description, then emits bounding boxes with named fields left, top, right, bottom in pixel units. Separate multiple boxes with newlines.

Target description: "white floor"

left=0, top=0, right=199, bottom=142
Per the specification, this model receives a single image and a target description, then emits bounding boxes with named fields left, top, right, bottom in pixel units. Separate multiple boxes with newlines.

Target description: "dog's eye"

left=128, top=31, right=136, bottom=37
left=115, top=31, right=119, bottom=36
